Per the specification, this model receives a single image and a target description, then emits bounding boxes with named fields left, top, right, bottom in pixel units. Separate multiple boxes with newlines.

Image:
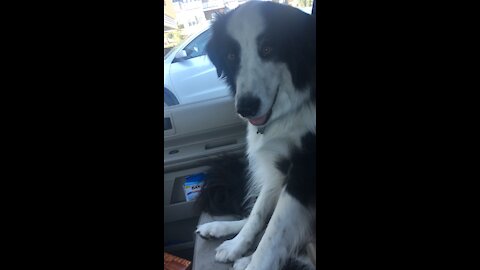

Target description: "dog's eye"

left=227, top=53, right=236, bottom=61
left=261, top=46, right=273, bottom=56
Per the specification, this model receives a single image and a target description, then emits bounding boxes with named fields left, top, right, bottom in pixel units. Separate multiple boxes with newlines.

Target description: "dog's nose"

left=237, top=95, right=261, bottom=118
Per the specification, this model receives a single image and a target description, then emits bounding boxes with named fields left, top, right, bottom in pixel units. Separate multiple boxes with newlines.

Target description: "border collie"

left=196, top=2, right=316, bottom=270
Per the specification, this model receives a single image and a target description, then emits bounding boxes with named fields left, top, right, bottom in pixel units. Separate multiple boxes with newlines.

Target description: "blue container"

left=183, top=173, right=206, bottom=202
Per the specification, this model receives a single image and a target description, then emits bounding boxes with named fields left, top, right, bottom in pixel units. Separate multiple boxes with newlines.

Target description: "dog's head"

left=207, top=1, right=315, bottom=127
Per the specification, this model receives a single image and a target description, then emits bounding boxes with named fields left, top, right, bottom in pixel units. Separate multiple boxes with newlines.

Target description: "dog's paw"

left=196, top=221, right=232, bottom=239
left=232, top=255, right=252, bottom=270
left=215, top=237, right=249, bottom=263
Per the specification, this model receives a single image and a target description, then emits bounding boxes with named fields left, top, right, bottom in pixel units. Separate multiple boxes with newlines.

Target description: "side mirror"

left=174, top=50, right=187, bottom=60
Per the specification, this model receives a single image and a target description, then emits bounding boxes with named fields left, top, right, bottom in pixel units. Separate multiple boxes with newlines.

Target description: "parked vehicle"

left=164, top=26, right=231, bottom=107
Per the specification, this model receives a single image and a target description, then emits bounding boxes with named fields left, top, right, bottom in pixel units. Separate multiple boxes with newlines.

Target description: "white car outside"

left=164, top=25, right=230, bottom=107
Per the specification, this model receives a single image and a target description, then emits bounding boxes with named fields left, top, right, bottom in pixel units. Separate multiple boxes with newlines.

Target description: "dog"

left=196, top=2, right=316, bottom=270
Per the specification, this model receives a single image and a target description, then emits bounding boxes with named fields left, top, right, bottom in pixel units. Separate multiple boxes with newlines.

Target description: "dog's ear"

left=206, top=35, right=225, bottom=78
left=207, top=12, right=231, bottom=78
left=284, top=13, right=316, bottom=91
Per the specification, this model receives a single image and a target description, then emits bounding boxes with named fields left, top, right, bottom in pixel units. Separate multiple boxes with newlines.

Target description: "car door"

left=169, top=29, right=230, bottom=106
left=164, top=98, right=247, bottom=258
left=164, top=29, right=246, bottom=257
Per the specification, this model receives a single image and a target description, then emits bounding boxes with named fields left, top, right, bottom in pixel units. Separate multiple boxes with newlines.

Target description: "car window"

left=164, top=1, right=314, bottom=109
left=164, top=42, right=182, bottom=60
left=183, top=29, right=212, bottom=60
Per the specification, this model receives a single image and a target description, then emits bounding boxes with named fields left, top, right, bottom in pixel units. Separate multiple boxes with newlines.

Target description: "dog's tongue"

left=248, top=114, right=267, bottom=126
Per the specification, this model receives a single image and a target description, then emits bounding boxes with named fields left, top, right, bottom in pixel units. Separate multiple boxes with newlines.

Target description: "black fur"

left=259, top=3, right=316, bottom=94
left=195, top=155, right=249, bottom=217
left=277, top=132, right=316, bottom=207
left=206, top=12, right=240, bottom=95
left=276, top=158, right=291, bottom=176
left=282, top=257, right=314, bottom=270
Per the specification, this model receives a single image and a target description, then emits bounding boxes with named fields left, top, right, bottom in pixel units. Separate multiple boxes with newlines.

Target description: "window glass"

left=164, top=0, right=314, bottom=108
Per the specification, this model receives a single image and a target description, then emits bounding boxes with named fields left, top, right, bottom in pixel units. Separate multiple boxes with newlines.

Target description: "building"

left=172, top=0, right=207, bottom=36
left=164, top=0, right=177, bottom=31
left=171, top=0, right=249, bottom=35
left=202, top=0, right=227, bottom=21
left=164, top=0, right=178, bottom=53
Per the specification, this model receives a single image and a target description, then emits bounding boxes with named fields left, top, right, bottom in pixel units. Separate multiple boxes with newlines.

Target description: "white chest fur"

left=244, top=102, right=316, bottom=191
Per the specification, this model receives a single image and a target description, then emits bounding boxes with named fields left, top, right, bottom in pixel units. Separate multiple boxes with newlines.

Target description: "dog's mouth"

left=247, top=86, right=279, bottom=127
left=248, top=109, right=272, bottom=126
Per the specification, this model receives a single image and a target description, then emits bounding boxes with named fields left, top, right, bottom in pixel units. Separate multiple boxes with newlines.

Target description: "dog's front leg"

left=214, top=184, right=281, bottom=262
left=245, top=187, right=314, bottom=270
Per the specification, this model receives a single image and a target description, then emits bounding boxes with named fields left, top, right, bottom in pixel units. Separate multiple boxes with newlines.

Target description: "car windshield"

left=164, top=42, right=182, bottom=60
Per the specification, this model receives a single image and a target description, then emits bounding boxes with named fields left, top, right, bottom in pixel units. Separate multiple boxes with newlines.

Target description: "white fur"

left=199, top=2, right=316, bottom=269
left=233, top=255, right=252, bottom=270
left=213, top=103, right=316, bottom=263
left=196, top=219, right=247, bottom=239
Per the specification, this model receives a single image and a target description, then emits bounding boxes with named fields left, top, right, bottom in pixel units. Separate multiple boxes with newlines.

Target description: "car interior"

left=164, top=94, right=246, bottom=261
left=164, top=1, right=316, bottom=269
